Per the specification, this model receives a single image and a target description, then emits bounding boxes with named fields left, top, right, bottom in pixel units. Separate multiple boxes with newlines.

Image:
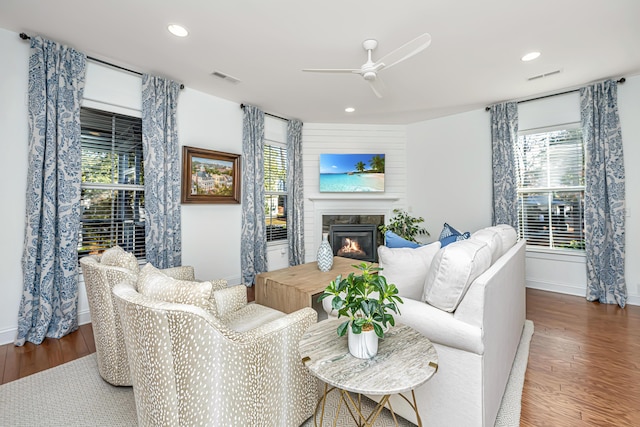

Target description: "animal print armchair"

left=112, top=279, right=318, bottom=426
left=79, top=246, right=220, bottom=386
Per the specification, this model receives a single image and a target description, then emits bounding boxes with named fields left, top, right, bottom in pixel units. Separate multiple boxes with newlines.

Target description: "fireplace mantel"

left=308, top=194, right=400, bottom=202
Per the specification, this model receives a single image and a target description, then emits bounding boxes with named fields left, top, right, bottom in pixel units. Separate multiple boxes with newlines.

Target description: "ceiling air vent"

left=528, top=69, right=562, bottom=81
left=211, top=70, right=241, bottom=84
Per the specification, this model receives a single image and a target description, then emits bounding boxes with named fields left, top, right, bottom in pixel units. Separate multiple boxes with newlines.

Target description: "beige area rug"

left=0, top=320, right=533, bottom=426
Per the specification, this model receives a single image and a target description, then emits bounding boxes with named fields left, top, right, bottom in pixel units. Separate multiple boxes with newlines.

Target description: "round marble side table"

left=299, top=319, right=438, bottom=426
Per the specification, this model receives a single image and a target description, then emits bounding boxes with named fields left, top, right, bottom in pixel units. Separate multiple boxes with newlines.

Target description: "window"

left=515, top=125, right=585, bottom=250
left=264, top=141, right=288, bottom=242
left=78, top=107, right=146, bottom=259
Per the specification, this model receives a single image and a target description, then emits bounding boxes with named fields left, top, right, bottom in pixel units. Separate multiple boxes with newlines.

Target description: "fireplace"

left=329, top=224, right=378, bottom=263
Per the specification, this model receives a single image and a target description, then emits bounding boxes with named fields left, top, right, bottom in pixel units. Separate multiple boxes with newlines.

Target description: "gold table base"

left=314, top=382, right=423, bottom=427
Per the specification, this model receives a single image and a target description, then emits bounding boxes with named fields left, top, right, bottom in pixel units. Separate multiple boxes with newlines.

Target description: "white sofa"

left=323, top=225, right=526, bottom=427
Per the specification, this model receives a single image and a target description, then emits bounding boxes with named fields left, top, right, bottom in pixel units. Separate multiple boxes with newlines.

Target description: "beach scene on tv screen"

left=319, top=153, right=385, bottom=192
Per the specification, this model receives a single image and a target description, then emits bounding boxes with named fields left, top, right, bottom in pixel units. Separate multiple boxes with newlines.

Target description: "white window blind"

left=264, top=142, right=288, bottom=242
left=515, top=126, right=585, bottom=250
left=79, top=107, right=146, bottom=259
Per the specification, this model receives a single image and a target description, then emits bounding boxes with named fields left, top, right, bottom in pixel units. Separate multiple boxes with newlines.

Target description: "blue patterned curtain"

left=16, top=36, right=86, bottom=346
left=287, top=119, right=305, bottom=266
left=141, top=74, right=182, bottom=269
left=490, top=102, right=519, bottom=229
left=241, top=105, right=267, bottom=284
left=580, top=80, right=626, bottom=307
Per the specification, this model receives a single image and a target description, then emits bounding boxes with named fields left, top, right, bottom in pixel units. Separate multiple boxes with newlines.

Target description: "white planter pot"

left=348, top=327, right=378, bottom=359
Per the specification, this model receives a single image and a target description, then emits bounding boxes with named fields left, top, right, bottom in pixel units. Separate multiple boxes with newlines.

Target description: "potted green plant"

left=318, top=262, right=403, bottom=359
left=379, top=208, right=430, bottom=242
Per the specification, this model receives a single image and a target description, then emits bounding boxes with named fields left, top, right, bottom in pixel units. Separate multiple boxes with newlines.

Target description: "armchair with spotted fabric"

left=112, top=272, right=318, bottom=427
left=80, top=246, right=226, bottom=386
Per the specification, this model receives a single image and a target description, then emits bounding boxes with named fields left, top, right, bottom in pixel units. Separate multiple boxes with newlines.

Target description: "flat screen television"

left=319, top=153, right=385, bottom=192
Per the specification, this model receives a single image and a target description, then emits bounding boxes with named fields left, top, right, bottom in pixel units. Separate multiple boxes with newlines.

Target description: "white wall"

left=407, top=76, right=640, bottom=305
left=0, top=28, right=244, bottom=344
left=0, top=28, right=30, bottom=345
left=406, top=109, right=493, bottom=238
left=302, top=124, right=407, bottom=262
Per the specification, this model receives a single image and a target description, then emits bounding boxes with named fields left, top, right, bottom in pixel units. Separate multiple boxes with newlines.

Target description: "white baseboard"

left=527, top=279, right=639, bottom=306
left=0, top=308, right=92, bottom=346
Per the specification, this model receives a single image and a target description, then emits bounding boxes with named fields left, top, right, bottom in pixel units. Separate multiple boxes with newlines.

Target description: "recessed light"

left=345, top=107, right=355, bottom=113
left=168, top=24, right=188, bottom=37
left=521, top=51, right=541, bottom=62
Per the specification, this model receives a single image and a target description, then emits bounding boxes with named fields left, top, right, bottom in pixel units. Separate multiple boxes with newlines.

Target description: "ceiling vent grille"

left=211, top=70, right=241, bottom=84
left=528, top=69, right=562, bottom=81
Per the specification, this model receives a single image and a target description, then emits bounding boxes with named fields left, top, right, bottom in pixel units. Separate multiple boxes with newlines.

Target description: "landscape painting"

left=181, top=146, right=241, bottom=204
left=319, top=153, right=385, bottom=192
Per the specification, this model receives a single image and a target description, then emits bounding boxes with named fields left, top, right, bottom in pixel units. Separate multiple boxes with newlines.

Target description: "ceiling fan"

left=302, top=33, right=431, bottom=98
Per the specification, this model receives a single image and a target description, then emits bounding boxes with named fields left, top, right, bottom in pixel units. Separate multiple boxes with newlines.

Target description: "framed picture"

left=181, top=146, right=241, bottom=204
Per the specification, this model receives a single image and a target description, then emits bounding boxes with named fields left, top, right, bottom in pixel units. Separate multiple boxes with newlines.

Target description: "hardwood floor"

left=522, top=289, right=640, bottom=426
left=1, top=288, right=639, bottom=426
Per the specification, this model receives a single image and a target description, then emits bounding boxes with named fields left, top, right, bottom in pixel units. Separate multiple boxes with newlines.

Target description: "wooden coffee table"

left=255, top=257, right=373, bottom=315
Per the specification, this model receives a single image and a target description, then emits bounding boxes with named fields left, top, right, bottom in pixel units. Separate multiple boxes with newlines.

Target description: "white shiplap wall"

left=302, top=123, right=407, bottom=263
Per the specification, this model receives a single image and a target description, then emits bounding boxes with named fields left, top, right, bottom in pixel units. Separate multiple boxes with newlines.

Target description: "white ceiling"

left=2, top=0, right=639, bottom=124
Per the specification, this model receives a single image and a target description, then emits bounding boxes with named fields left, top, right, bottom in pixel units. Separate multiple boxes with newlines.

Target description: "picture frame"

left=181, top=146, right=241, bottom=204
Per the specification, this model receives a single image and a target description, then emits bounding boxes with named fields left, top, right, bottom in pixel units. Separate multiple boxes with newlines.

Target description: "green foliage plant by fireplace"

left=378, top=208, right=430, bottom=243
left=318, top=262, right=403, bottom=338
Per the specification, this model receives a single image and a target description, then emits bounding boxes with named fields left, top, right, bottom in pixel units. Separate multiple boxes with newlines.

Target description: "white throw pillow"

left=470, top=228, right=503, bottom=264
left=422, top=239, right=492, bottom=312
left=377, top=241, right=441, bottom=300
left=138, top=263, right=216, bottom=314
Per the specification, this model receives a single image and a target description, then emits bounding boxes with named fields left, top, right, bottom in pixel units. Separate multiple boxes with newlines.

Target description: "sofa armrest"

left=396, top=298, right=484, bottom=354
left=161, top=265, right=196, bottom=281
left=212, top=285, right=248, bottom=317
left=243, top=306, right=317, bottom=341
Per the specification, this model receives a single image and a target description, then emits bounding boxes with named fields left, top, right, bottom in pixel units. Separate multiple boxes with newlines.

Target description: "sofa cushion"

left=137, top=263, right=216, bottom=314
left=422, top=239, right=492, bottom=312
left=378, top=242, right=442, bottom=300
left=470, top=228, right=503, bottom=264
left=100, top=246, right=139, bottom=274
left=438, top=223, right=471, bottom=247
left=384, top=230, right=421, bottom=248
left=488, top=224, right=518, bottom=255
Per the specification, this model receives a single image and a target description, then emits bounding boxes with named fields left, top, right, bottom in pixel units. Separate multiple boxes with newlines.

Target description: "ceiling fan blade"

left=302, top=68, right=360, bottom=74
left=374, top=33, right=431, bottom=71
left=367, top=76, right=386, bottom=98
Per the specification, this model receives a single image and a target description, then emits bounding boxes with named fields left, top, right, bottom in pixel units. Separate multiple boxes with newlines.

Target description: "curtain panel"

left=286, top=119, right=305, bottom=266
left=141, top=74, right=182, bottom=269
left=580, top=80, right=627, bottom=307
left=490, top=102, right=519, bottom=229
left=16, top=36, right=87, bottom=346
left=241, top=105, right=267, bottom=285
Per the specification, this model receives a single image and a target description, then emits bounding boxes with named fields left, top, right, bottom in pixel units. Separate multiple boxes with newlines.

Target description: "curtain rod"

left=240, top=103, right=291, bottom=122
left=19, top=32, right=184, bottom=90
left=485, top=77, right=626, bottom=111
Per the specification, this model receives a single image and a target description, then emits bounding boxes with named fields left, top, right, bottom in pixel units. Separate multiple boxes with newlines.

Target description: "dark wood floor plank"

left=59, top=328, right=90, bottom=364
left=0, top=343, right=6, bottom=384
left=80, top=324, right=96, bottom=354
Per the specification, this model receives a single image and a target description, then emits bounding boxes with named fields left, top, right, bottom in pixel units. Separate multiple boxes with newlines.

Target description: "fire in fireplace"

left=329, top=224, right=378, bottom=263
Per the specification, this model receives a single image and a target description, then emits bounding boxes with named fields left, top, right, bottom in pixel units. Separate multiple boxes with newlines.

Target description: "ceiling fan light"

left=521, top=51, right=541, bottom=62
left=168, top=24, right=189, bottom=37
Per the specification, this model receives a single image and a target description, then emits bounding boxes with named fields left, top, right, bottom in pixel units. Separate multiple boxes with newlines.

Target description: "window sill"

left=525, top=246, right=585, bottom=263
